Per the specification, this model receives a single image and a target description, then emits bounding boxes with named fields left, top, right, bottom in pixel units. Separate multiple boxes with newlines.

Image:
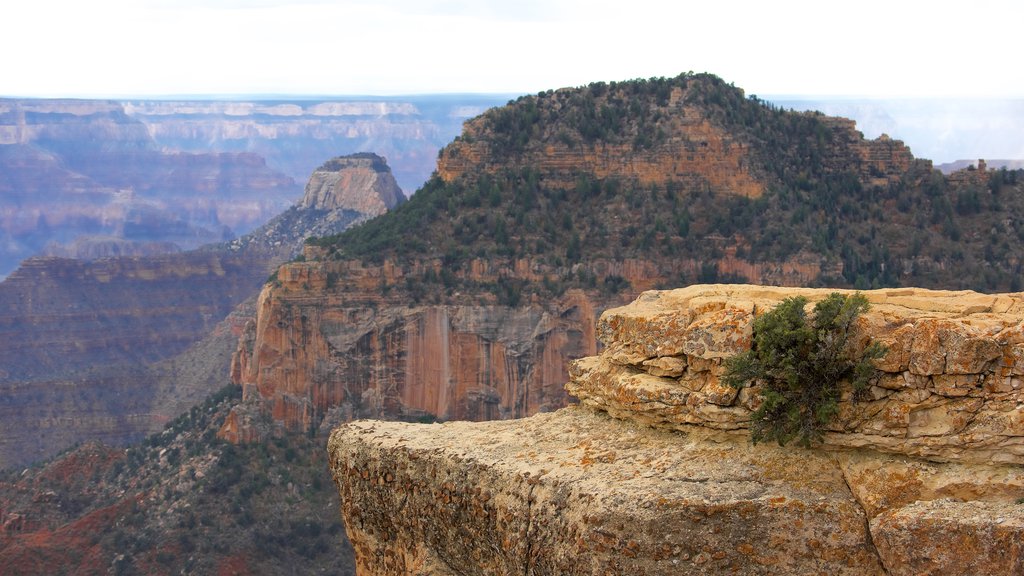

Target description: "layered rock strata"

left=225, top=276, right=598, bottom=442
left=299, top=154, right=404, bottom=217
left=0, top=154, right=401, bottom=467
left=436, top=86, right=915, bottom=198
left=329, top=285, right=1024, bottom=575
left=569, top=284, right=1024, bottom=465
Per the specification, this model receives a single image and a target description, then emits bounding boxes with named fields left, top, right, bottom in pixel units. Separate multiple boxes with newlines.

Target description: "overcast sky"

left=1, top=0, right=1021, bottom=98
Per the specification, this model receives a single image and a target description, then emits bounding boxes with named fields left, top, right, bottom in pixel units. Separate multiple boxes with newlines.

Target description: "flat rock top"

left=334, top=405, right=857, bottom=512
left=618, top=284, right=1024, bottom=322
left=331, top=408, right=1024, bottom=576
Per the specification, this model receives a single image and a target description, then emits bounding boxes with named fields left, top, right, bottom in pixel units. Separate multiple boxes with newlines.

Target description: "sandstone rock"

left=569, top=284, right=1024, bottom=465
left=870, top=500, right=1024, bottom=575
left=228, top=263, right=604, bottom=437
left=329, top=407, right=886, bottom=575
left=834, top=451, right=1024, bottom=519
left=641, top=355, right=686, bottom=377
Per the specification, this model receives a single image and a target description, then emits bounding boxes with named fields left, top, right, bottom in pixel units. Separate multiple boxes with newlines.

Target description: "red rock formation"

left=226, top=248, right=832, bottom=440
left=229, top=271, right=599, bottom=436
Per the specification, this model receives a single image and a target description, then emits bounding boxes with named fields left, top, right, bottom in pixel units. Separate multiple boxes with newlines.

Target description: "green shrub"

left=723, top=293, right=885, bottom=447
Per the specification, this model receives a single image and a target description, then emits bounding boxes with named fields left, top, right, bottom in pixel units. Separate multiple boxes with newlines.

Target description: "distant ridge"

left=937, top=159, right=1024, bottom=174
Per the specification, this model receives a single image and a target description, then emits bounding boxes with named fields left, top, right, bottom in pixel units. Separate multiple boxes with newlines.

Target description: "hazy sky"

left=1, top=0, right=1022, bottom=98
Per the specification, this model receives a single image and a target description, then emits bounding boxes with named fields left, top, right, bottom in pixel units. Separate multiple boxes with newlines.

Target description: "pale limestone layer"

left=569, top=284, right=1024, bottom=465
left=329, top=407, right=886, bottom=576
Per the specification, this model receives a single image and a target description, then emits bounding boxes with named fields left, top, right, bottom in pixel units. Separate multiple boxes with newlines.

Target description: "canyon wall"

left=0, top=155, right=402, bottom=468
left=329, top=285, right=1024, bottom=575
left=225, top=268, right=599, bottom=441
left=223, top=246, right=836, bottom=443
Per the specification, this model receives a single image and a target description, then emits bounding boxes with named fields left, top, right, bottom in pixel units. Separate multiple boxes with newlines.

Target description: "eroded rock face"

left=329, top=284, right=1024, bottom=575
left=228, top=275, right=598, bottom=436
left=299, top=154, right=405, bottom=216
left=571, top=284, right=1024, bottom=465
left=329, top=408, right=886, bottom=575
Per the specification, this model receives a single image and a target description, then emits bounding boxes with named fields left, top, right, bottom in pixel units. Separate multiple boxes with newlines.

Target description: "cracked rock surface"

left=330, top=406, right=886, bottom=575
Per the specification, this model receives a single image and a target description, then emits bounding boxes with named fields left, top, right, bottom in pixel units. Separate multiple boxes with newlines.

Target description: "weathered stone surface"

left=571, top=284, right=1024, bottom=465
left=835, top=451, right=1024, bottom=519
left=329, top=407, right=886, bottom=575
left=870, top=500, right=1024, bottom=575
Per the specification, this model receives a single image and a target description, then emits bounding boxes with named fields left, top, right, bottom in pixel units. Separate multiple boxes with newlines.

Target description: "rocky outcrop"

left=330, top=409, right=890, bottom=575
left=569, top=284, right=1024, bottom=465
left=329, top=285, right=1024, bottom=575
left=299, top=154, right=405, bottom=216
left=436, top=82, right=915, bottom=199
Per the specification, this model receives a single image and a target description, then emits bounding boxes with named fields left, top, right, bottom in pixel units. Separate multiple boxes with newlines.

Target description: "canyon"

left=2, top=72, right=1024, bottom=575
left=0, top=95, right=504, bottom=277
left=329, top=284, right=1024, bottom=575
left=0, top=154, right=403, bottom=468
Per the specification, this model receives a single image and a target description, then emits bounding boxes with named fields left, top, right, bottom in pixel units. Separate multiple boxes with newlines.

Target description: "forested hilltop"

left=313, top=72, right=1023, bottom=295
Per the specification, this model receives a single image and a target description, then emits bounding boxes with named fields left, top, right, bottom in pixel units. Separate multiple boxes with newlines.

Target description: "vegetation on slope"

left=308, top=73, right=1024, bottom=298
left=0, top=386, right=354, bottom=576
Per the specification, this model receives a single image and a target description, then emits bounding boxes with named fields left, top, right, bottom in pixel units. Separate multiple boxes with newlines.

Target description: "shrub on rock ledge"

left=724, top=292, right=886, bottom=447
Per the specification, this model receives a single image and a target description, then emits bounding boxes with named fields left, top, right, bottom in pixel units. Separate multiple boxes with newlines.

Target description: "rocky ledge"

left=329, top=285, right=1024, bottom=575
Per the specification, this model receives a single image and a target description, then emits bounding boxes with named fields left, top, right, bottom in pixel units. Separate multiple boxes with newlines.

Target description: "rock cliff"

left=223, top=265, right=600, bottom=442
left=233, top=73, right=1024, bottom=441
left=329, top=285, right=1024, bottom=575
left=0, top=154, right=401, bottom=468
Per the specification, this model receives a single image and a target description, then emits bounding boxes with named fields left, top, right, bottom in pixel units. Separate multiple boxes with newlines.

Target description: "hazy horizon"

left=4, top=90, right=1020, bottom=164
